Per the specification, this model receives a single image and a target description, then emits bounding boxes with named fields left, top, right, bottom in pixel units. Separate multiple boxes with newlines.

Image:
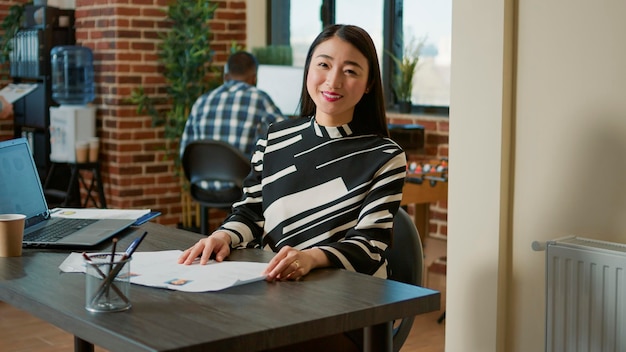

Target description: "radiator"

left=533, top=236, right=626, bottom=352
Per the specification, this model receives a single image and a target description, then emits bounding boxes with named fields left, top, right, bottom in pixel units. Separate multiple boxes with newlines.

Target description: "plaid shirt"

left=179, top=80, right=285, bottom=159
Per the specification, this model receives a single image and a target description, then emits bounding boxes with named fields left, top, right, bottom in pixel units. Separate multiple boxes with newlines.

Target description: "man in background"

left=179, top=51, right=285, bottom=159
left=0, top=96, right=13, bottom=119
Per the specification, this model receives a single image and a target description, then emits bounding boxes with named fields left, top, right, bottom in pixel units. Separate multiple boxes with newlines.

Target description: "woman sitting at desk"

left=179, top=23, right=406, bottom=352
left=179, top=24, right=406, bottom=282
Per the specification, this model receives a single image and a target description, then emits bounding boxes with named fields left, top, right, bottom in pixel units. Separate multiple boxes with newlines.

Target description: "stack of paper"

left=59, top=250, right=268, bottom=292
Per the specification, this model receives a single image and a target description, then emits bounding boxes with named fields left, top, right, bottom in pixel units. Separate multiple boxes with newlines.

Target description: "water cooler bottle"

left=49, top=45, right=96, bottom=163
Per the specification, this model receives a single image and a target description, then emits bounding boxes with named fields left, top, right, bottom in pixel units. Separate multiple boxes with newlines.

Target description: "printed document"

left=59, top=250, right=268, bottom=292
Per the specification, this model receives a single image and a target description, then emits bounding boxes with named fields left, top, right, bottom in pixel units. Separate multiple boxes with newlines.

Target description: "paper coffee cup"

left=88, top=137, right=100, bottom=162
left=0, top=214, right=26, bottom=257
left=75, top=141, right=89, bottom=163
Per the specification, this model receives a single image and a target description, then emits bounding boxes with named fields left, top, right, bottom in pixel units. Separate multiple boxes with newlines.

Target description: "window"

left=404, top=0, right=451, bottom=108
left=335, top=0, right=384, bottom=67
left=275, top=0, right=451, bottom=112
left=289, top=0, right=323, bottom=67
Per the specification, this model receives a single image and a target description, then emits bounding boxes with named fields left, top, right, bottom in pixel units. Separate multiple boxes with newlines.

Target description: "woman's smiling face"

left=306, top=35, right=370, bottom=126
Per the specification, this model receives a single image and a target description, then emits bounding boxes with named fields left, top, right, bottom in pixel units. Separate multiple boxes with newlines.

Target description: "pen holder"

left=84, top=253, right=132, bottom=313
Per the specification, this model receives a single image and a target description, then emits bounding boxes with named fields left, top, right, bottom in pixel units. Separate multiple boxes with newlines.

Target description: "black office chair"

left=182, top=140, right=251, bottom=236
left=387, top=207, right=425, bottom=352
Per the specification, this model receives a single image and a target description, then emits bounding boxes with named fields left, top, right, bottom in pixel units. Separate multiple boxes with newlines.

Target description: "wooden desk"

left=0, top=222, right=440, bottom=352
left=401, top=176, right=448, bottom=241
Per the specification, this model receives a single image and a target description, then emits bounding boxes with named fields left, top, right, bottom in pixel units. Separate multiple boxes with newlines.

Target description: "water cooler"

left=49, top=45, right=96, bottom=163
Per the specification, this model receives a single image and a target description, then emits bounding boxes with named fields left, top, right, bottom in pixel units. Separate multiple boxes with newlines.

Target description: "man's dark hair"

left=225, top=51, right=258, bottom=76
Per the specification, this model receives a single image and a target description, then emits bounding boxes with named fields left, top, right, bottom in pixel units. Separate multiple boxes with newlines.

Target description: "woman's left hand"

left=263, top=246, right=328, bottom=281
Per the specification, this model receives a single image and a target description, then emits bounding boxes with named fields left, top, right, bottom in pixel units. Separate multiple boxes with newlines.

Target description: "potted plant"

left=128, top=0, right=219, bottom=229
left=388, top=35, right=425, bottom=114
left=0, top=4, right=25, bottom=80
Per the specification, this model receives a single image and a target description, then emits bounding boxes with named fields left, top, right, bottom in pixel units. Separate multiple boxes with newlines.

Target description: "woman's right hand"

left=177, top=231, right=232, bottom=265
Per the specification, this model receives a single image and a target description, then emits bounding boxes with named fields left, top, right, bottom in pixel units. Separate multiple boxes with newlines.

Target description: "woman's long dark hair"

left=298, top=24, right=389, bottom=137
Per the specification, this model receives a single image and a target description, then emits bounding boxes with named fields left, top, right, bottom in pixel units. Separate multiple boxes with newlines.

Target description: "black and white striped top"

left=219, top=116, right=407, bottom=278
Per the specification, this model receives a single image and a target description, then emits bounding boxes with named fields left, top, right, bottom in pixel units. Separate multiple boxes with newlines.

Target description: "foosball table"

left=401, top=158, right=448, bottom=242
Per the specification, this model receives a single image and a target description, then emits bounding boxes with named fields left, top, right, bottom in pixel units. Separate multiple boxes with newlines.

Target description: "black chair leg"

left=437, top=311, right=446, bottom=324
left=200, top=205, right=209, bottom=236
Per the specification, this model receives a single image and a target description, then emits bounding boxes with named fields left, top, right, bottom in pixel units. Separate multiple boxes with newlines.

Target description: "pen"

left=110, top=238, right=118, bottom=265
left=90, top=231, right=148, bottom=305
left=122, top=231, right=148, bottom=259
left=82, top=252, right=129, bottom=304
left=106, top=238, right=118, bottom=299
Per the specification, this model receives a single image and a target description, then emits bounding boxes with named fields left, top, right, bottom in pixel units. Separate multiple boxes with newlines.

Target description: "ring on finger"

left=293, top=260, right=300, bottom=269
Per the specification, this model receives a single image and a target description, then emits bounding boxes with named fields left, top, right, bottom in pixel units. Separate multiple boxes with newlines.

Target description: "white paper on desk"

left=0, top=83, right=38, bottom=103
left=50, top=208, right=150, bottom=220
left=59, top=250, right=268, bottom=292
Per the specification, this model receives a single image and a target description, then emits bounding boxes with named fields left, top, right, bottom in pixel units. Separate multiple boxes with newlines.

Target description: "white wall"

left=447, top=0, right=513, bottom=350
left=448, top=0, right=626, bottom=351
left=245, top=0, right=267, bottom=50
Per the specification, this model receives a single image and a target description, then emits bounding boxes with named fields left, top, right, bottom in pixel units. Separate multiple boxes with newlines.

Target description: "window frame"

left=267, top=0, right=449, bottom=116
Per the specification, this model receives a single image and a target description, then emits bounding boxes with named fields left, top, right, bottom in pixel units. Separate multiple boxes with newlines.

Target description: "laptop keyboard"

left=24, top=218, right=98, bottom=242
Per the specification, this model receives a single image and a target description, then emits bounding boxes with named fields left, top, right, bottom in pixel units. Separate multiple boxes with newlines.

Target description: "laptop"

left=0, top=138, right=135, bottom=248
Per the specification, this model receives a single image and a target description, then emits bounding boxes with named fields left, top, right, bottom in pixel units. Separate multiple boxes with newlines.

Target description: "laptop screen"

left=0, top=138, right=49, bottom=221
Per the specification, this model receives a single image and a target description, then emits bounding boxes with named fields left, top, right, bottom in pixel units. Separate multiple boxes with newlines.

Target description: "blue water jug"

left=51, top=45, right=95, bottom=105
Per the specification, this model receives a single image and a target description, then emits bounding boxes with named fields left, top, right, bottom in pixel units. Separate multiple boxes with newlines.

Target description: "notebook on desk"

left=0, top=138, right=135, bottom=248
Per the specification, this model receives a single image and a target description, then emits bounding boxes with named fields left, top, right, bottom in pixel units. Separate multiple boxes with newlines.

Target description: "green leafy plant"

left=0, top=4, right=25, bottom=79
left=129, top=0, right=219, bottom=165
left=252, top=45, right=293, bottom=66
left=230, top=41, right=245, bottom=54
left=388, top=35, right=426, bottom=103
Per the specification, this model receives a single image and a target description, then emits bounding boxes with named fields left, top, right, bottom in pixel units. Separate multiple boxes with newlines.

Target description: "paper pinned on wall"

left=0, top=83, right=38, bottom=103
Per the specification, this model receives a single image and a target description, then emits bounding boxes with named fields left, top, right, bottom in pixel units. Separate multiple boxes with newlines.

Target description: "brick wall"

left=2, top=0, right=449, bottom=236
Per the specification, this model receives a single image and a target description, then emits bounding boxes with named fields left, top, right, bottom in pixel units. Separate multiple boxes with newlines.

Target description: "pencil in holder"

left=84, top=253, right=132, bottom=313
